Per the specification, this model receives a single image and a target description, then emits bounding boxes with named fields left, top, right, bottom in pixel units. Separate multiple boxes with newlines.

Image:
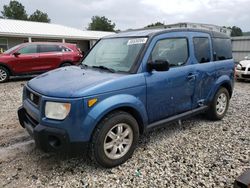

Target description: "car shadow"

left=8, top=75, right=37, bottom=82
left=25, top=114, right=207, bottom=171
left=235, top=79, right=250, bottom=83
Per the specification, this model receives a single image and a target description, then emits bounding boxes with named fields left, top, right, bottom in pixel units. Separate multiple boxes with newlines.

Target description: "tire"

left=0, top=66, right=10, bottom=83
left=90, top=111, right=139, bottom=168
left=60, top=62, right=71, bottom=67
left=206, top=87, right=230, bottom=120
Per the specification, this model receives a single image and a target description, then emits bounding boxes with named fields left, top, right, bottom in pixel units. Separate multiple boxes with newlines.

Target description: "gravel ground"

left=0, top=79, right=249, bottom=188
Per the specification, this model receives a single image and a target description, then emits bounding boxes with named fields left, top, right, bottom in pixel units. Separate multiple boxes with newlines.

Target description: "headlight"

left=236, top=64, right=242, bottom=70
left=45, top=102, right=71, bottom=120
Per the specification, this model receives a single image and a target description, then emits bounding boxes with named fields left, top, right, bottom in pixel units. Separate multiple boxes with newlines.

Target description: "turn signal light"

left=88, top=98, right=98, bottom=107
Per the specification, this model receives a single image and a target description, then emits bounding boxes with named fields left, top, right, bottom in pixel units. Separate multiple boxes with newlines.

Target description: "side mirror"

left=147, top=60, right=170, bottom=72
left=13, top=52, right=20, bottom=57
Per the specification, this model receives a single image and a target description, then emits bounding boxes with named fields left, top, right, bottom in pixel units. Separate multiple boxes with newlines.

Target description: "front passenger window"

left=18, top=45, right=37, bottom=54
left=151, top=38, right=188, bottom=67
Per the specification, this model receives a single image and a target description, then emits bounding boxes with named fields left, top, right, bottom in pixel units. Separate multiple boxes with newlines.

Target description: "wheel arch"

left=83, top=94, right=148, bottom=141
left=59, top=60, right=73, bottom=67
left=101, top=106, right=145, bottom=135
left=220, top=82, right=233, bottom=98
left=0, top=62, right=13, bottom=75
left=209, top=75, right=233, bottom=103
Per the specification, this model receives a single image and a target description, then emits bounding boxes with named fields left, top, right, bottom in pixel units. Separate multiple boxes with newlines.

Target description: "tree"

left=230, top=26, right=243, bottom=37
left=1, top=0, right=28, bottom=20
left=88, top=16, right=116, bottom=31
left=29, top=10, right=50, bottom=23
left=145, top=22, right=165, bottom=28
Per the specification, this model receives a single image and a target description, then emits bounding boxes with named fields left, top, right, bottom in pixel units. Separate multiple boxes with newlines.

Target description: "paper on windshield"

left=127, top=38, right=148, bottom=45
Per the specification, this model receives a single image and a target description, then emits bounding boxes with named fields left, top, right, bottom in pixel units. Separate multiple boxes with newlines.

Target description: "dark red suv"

left=0, top=42, right=83, bottom=82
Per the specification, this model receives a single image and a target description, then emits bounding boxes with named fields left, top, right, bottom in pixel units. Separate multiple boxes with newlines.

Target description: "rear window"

left=61, top=46, right=72, bottom=52
left=193, top=37, right=211, bottom=63
left=39, top=44, right=61, bottom=53
left=212, top=38, right=232, bottom=60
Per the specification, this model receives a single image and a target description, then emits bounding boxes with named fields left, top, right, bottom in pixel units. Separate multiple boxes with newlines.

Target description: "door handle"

left=32, top=56, right=39, bottom=58
left=187, top=73, right=196, bottom=81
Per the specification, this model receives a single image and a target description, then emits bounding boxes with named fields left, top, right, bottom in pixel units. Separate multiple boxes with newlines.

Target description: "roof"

left=106, top=28, right=229, bottom=39
left=0, top=19, right=114, bottom=40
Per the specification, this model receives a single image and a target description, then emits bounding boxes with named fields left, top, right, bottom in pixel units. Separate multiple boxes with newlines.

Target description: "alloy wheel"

left=104, top=123, right=133, bottom=160
left=0, top=69, right=7, bottom=82
left=216, top=93, right=227, bottom=115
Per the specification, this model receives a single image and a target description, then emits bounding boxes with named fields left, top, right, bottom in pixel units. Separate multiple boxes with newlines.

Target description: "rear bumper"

left=18, top=106, right=88, bottom=152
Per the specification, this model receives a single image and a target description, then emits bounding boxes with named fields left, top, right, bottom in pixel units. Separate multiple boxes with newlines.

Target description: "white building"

left=0, top=19, right=114, bottom=53
left=231, top=36, right=250, bottom=62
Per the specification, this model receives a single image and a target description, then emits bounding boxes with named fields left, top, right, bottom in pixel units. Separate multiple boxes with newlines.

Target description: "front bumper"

left=235, top=69, right=250, bottom=80
left=18, top=106, right=88, bottom=152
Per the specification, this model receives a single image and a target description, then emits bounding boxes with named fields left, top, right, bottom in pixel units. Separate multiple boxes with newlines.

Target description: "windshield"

left=3, top=44, right=21, bottom=54
left=82, top=37, right=147, bottom=72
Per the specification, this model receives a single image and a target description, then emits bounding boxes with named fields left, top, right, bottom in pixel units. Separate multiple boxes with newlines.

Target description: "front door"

left=145, top=34, right=196, bottom=123
left=14, top=44, right=39, bottom=74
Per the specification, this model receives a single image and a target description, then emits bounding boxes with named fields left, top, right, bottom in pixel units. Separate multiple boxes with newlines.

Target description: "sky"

left=0, top=0, right=250, bottom=31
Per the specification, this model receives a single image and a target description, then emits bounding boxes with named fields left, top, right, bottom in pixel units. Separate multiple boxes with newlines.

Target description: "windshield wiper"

left=79, top=64, right=88, bottom=69
left=92, top=65, right=116, bottom=73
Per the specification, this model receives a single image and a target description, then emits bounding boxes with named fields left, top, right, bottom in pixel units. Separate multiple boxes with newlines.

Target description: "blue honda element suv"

left=18, top=28, right=234, bottom=167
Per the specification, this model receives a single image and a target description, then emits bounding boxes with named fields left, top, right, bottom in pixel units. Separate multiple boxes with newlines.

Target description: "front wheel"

left=0, top=66, right=9, bottom=83
left=206, top=87, right=230, bottom=120
left=90, top=111, right=139, bottom=168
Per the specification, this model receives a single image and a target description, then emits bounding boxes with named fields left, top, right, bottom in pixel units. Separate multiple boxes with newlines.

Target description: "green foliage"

left=145, top=22, right=165, bottom=28
left=1, top=0, right=28, bottom=20
left=1, top=0, right=51, bottom=23
left=29, top=10, right=50, bottom=23
left=243, top=32, right=250, bottom=36
left=88, top=16, right=116, bottom=31
left=230, top=26, right=243, bottom=37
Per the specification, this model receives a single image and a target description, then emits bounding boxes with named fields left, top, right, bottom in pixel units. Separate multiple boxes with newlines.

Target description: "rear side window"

left=151, top=38, right=188, bottom=67
left=60, top=46, right=72, bottom=52
left=39, top=44, right=61, bottom=53
left=213, top=38, right=232, bottom=60
left=18, top=45, right=37, bottom=54
left=193, top=37, right=211, bottom=63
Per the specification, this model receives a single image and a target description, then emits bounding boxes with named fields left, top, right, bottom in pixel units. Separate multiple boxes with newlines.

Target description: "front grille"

left=242, top=74, right=250, bottom=78
left=26, top=89, right=40, bottom=106
left=241, top=67, right=250, bottom=71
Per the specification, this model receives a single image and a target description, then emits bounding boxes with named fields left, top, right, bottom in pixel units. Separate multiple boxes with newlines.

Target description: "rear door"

left=14, top=44, right=39, bottom=73
left=189, top=32, right=216, bottom=108
left=37, top=44, right=63, bottom=71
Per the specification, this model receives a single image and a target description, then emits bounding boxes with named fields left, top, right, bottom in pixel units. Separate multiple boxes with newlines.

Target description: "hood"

left=239, top=60, right=250, bottom=67
left=28, top=66, right=125, bottom=98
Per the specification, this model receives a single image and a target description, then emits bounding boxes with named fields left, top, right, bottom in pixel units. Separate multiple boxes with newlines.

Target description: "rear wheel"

left=90, top=111, right=139, bottom=168
left=206, top=87, right=230, bottom=120
left=60, top=62, right=71, bottom=67
left=0, top=66, right=9, bottom=83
